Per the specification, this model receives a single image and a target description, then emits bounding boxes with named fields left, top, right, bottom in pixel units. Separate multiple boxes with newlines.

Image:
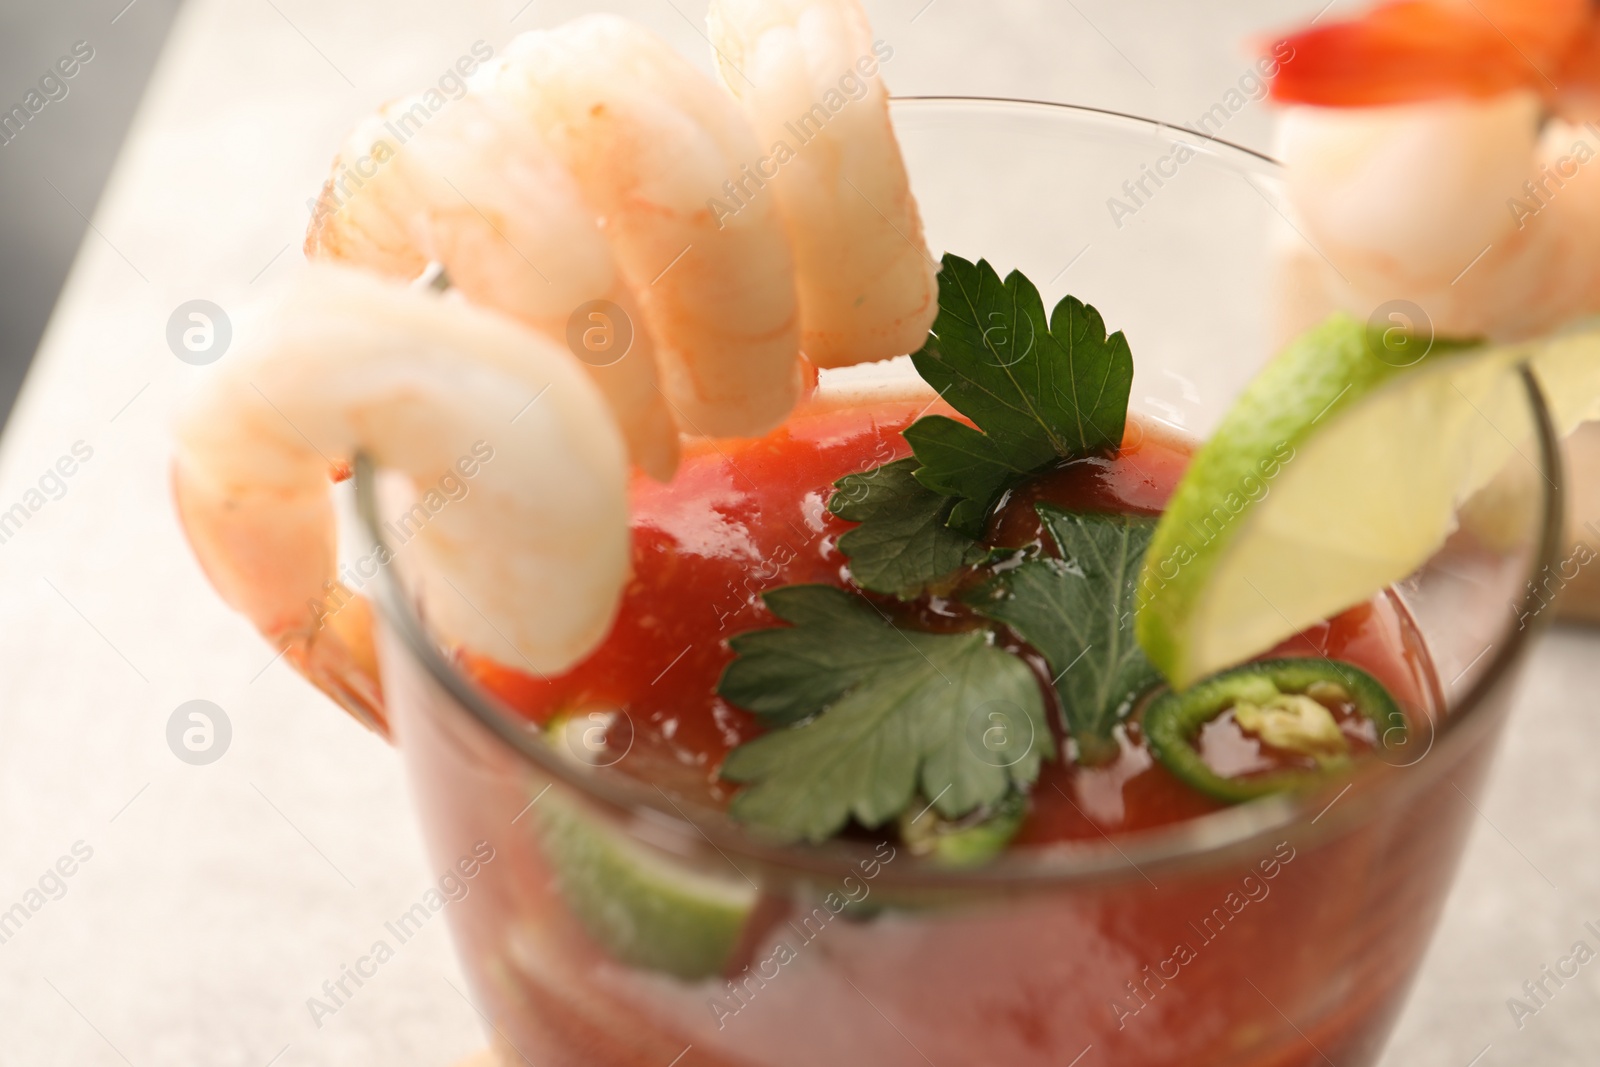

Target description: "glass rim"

left=889, top=93, right=1282, bottom=167
left=354, top=97, right=1568, bottom=892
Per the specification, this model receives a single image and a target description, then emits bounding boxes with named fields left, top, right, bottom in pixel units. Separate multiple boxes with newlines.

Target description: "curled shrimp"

left=1265, top=0, right=1600, bottom=343
left=486, top=15, right=805, bottom=438
left=173, top=264, right=630, bottom=725
left=177, top=7, right=940, bottom=725
left=304, top=87, right=682, bottom=479
left=1268, top=92, right=1600, bottom=343
left=707, top=0, right=939, bottom=367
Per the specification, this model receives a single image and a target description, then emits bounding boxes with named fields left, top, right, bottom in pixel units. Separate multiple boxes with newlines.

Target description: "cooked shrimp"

left=484, top=15, right=803, bottom=438
left=1266, top=0, right=1600, bottom=343
left=706, top=0, right=938, bottom=367
left=304, top=88, right=681, bottom=480
left=177, top=7, right=943, bottom=723
left=1269, top=93, right=1600, bottom=343
left=173, top=264, right=630, bottom=719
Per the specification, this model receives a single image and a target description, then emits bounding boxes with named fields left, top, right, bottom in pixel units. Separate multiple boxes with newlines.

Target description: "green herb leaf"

left=900, top=416, right=1026, bottom=536
left=907, top=254, right=1134, bottom=534
left=717, top=586, right=1051, bottom=844
left=968, top=506, right=1160, bottom=764
left=721, top=258, right=1144, bottom=845
left=715, top=584, right=895, bottom=728
left=829, top=459, right=984, bottom=599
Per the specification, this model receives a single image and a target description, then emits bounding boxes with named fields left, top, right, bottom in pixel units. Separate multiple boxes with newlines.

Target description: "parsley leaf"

left=907, top=255, right=1135, bottom=535
left=827, top=255, right=1136, bottom=593
left=829, top=460, right=983, bottom=599
left=718, top=586, right=1051, bottom=844
left=719, top=258, right=1148, bottom=843
left=968, top=506, right=1160, bottom=765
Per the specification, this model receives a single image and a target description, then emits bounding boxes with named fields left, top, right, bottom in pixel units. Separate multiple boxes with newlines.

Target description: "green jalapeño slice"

left=1142, top=659, right=1407, bottom=804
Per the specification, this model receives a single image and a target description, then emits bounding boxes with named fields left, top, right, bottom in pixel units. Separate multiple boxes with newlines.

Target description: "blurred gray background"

left=0, top=0, right=183, bottom=423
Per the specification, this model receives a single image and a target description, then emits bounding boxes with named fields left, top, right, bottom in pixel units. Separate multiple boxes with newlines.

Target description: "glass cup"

left=345, top=99, right=1565, bottom=1067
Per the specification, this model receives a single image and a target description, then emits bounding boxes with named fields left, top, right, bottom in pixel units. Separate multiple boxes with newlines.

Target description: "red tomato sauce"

left=461, top=396, right=1433, bottom=845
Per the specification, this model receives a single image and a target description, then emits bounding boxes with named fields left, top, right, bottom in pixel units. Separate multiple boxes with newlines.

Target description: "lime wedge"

left=530, top=717, right=758, bottom=980
left=1136, top=314, right=1600, bottom=689
left=534, top=789, right=758, bottom=980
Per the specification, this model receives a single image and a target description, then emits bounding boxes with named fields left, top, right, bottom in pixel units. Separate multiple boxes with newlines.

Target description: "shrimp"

left=484, top=15, right=804, bottom=438
left=1269, top=92, right=1600, bottom=344
left=706, top=0, right=939, bottom=367
left=177, top=7, right=941, bottom=725
left=173, top=264, right=630, bottom=725
left=1265, top=0, right=1600, bottom=343
left=304, top=88, right=682, bottom=480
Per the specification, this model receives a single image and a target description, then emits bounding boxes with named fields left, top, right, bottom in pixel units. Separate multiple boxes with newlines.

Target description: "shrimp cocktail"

left=172, top=1, right=1599, bottom=1064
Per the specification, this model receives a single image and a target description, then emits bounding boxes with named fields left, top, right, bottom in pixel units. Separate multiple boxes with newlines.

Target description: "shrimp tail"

left=172, top=446, right=388, bottom=734
left=1266, top=0, right=1591, bottom=108
left=285, top=592, right=387, bottom=735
